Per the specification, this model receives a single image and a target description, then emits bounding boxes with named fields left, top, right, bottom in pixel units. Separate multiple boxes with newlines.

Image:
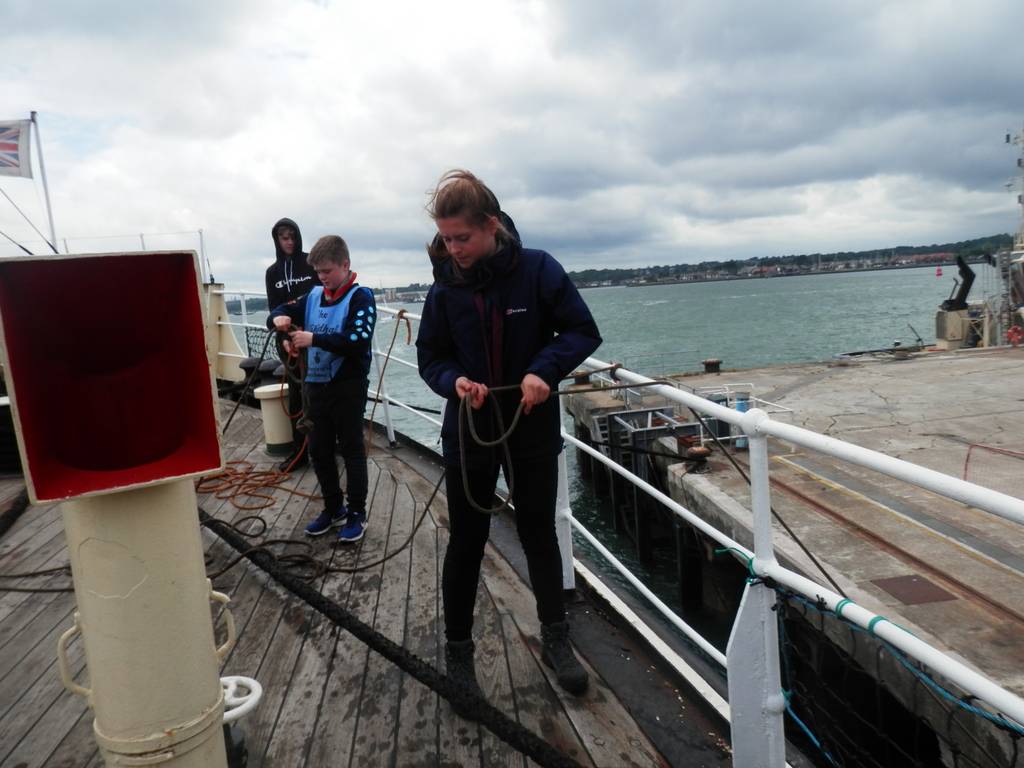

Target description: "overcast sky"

left=2, top=0, right=1022, bottom=289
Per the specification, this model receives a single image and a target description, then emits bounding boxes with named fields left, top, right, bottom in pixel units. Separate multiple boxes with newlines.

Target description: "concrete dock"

left=566, top=345, right=1024, bottom=767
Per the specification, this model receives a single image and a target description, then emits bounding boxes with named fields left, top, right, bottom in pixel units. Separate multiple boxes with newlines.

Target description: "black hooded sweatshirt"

left=265, top=217, right=317, bottom=310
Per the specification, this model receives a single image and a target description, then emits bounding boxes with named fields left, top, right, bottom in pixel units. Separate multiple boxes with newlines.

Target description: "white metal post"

left=30, top=112, right=58, bottom=252
left=239, top=293, right=249, bottom=330
left=555, top=395, right=576, bottom=589
left=198, top=229, right=210, bottom=283
left=372, top=337, right=397, bottom=446
left=60, top=479, right=230, bottom=767
left=726, top=408, right=786, bottom=768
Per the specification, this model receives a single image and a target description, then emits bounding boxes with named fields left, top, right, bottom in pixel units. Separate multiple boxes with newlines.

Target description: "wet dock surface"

left=0, top=402, right=725, bottom=767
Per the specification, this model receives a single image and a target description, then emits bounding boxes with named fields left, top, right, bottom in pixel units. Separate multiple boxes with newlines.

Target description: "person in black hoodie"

left=265, top=218, right=317, bottom=471
left=416, top=170, right=602, bottom=708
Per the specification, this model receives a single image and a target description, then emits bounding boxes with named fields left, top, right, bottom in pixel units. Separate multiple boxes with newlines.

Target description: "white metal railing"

left=577, top=356, right=1024, bottom=766
left=364, top=315, right=1024, bottom=761
left=210, top=289, right=270, bottom=366
left=222, top=302, right=1024, bottom=766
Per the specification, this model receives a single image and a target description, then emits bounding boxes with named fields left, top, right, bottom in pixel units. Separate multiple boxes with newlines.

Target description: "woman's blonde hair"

left=427, top=169, right=502, bottom=228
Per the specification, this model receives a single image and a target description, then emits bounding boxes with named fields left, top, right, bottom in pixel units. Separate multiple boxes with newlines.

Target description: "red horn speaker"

left=0, top=251, right=222, bottom=502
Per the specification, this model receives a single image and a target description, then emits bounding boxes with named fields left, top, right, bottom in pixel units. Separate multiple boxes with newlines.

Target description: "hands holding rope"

left=456, top=373, right=550, bottom=415
left=272, top=315, right=313, bottom=354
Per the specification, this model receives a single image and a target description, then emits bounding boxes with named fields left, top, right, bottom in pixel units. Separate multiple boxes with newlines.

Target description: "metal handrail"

left=583, top=357, right=1024, bottom=527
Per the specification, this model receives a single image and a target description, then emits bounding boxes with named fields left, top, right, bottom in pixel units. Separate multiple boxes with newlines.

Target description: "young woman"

left=416, top=170, right=602, bottom=705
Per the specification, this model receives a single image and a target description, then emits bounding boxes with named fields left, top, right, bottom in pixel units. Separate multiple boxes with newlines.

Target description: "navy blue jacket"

left=267, top=279, right=376, bottom=382
left=416, top=239, right=601, bottom=467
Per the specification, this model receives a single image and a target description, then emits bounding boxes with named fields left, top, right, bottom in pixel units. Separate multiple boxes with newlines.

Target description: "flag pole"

left=30, top=111, right=58, bottom=254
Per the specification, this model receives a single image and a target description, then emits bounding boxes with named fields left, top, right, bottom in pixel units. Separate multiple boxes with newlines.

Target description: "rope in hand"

left=457, top=377, right=672, bottom=515
left=279, top=326, right=305, bottom=420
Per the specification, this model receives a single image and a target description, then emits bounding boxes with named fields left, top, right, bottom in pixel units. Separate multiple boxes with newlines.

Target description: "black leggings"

left=442, top=454, right=565, bottom=641
left=307, top=377, right=369, bottom=514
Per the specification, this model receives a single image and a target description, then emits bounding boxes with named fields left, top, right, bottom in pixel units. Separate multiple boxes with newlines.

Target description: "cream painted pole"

left=60, top=478, right=229, bottom=767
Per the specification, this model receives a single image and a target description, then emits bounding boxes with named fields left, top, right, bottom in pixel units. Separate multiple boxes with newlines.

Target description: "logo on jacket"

left=506, top=307, right=527, bottom=315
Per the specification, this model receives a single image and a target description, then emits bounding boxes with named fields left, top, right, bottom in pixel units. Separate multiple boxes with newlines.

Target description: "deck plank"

left=0, top=501, right=60, bottom=560
left=306, top=463, right=391, bottom=768
left=0, top=519, right=68, bottom=626
left=1, top=650, right=91, bottom=768
left=480, top=547, right=665, bottom=768
left=0, top=477, right=27, bottom=508
left=29, top=708, right=99, bottom=768
left=0, top=545, right=73, bottom=651
left=394, top=490, right=441, bottom=767
left=261, top=461, right=388, bottom=766
left=500, top=613, right=596, bottom=768
left=436, top=526, right=484, bottom=767
left=349, top=472, right=412, bottom=765
left=0, top=592, right=75, bottom=688
left=230, top=459, right=348, bottom=767
left=0, top=602, right=76, bottom=723
left=476, top=584, right=525, bottom=768
left=0, top=631, right=85, bottom=766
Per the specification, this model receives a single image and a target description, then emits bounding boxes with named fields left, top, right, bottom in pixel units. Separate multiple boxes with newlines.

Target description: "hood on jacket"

left=272, top=217, right=304, bottom=260
left=428, top=210, right=522, bottom=289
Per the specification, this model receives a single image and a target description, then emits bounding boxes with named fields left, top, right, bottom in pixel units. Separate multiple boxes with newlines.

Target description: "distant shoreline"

left=575, top=260, right=974, bottom=290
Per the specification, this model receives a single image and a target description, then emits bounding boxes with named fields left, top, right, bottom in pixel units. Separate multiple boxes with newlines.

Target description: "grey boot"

left=445, top=639, right=484, bottom=717
left=541, top=621, right=589, bottom=695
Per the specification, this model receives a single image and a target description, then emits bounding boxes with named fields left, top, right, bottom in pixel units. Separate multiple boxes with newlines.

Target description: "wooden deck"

left=0, top=404, right=672, bottom=767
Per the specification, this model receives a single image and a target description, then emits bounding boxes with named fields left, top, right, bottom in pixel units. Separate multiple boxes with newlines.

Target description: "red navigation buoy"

left=936, top=266, right=943, bottom=277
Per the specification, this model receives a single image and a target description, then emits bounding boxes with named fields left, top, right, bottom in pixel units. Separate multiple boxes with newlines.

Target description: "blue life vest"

left=303, top=285, right=374, bottom=383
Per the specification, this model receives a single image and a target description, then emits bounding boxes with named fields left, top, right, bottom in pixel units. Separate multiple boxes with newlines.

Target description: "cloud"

left=0, top=0, right=1020, bottom=288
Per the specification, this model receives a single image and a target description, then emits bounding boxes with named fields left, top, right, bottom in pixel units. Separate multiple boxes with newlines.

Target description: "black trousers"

left=286, top=371, right=305, bottom=447
left=442, top=454, right=565, bottom=641
left=306, top=377, right=369, bottom=514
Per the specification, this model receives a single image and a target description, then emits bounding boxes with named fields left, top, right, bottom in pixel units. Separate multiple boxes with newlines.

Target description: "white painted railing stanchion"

left=556, top=396, right=576, bottom=590
left=726, top=410, right=786, bottom=768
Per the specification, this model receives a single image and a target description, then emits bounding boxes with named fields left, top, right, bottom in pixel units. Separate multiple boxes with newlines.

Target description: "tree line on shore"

left=567, top=233, right=1012, bottom=287
left=227, top=233, right=1012, bottom=312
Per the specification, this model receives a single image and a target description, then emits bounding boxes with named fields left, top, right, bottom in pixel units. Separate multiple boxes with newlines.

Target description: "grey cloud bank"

left=1, top=0, right=1020, bottom=288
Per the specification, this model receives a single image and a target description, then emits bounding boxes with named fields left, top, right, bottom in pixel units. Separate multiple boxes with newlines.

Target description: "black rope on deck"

left=197, top=507, right=583, bottom=768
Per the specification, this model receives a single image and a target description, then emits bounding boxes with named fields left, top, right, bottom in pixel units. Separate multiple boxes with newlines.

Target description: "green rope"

left=713, top=546, right=756, bottom=579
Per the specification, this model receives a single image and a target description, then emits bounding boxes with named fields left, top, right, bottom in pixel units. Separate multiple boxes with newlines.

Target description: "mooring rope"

left=197, top=507, right=583, bottom=768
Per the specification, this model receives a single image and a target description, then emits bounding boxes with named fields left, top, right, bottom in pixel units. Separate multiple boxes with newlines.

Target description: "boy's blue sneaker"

left=305, top=506, right=348, bottom=537
left=337, top=513, right=366, bottom=544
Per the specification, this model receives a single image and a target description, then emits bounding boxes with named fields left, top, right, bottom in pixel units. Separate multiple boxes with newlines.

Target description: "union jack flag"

left=0, top=120, right=32, bottom=178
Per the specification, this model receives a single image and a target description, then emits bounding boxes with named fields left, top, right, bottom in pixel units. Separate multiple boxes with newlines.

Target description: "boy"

left=267, top=235, right=375, bottom=543
left=264, top=218, right=317, bottom=472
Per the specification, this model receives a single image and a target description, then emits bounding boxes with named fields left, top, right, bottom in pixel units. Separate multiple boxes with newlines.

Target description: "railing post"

left=372, top=334, right=397, bottom=447
left=239, top=293, right=249, bottom=330
left=556, top=396, right=576, bottom=590
left=726, top=408, right=786, bottom=768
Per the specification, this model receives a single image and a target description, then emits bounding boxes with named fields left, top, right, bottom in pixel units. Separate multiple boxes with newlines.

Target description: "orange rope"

left=196, top=459, right=320, bottom=510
